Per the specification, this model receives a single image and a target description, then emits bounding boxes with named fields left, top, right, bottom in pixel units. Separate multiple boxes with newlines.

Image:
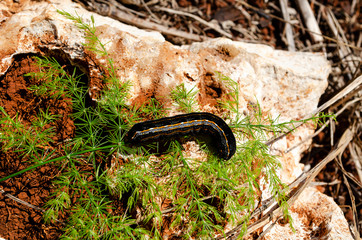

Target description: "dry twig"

left=74, top=0, right=207, bottom=41
left=266, top=75, right=362, bottom=147
left=0, top=188, right=44, bottom=212
left=295, top=0, right=323, bottom=43
left=221, top=128, right=354, bottom=239
left=236, top=0, right=361, bottom=50
left=349, top=142, right=362, bottom=184
left=154, top=6, right=233, bottom=38
left=286, top=97, right=362, bottom=153
left=279, top=0, right=296, bottom=51
left=322, top=6, right=359, bottom=80
left=337, top=149, right=361, bottom=239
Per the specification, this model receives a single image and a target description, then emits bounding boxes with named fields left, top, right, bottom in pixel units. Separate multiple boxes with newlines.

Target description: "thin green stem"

left=0, top=145, right=116, bottom=183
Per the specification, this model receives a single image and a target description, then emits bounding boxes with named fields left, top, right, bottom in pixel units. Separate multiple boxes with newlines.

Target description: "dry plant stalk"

left=279, top=0, right=296, bottom=51
left=221, top=128, right=353, bottom=239
left=74, top=0, right=207, bottom=41
left=296, top=0, right=323, bottom=42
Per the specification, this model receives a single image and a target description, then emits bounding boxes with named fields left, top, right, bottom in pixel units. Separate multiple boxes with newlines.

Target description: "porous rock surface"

left=0, top=0, right=352, bottom=239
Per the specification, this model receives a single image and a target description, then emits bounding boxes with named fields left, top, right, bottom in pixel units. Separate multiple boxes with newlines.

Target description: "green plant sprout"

left=0, top=11, right=333, bottom=239
left=171, top=83, right=199, bottom=113
left=0, top=106, right=56, bottom=158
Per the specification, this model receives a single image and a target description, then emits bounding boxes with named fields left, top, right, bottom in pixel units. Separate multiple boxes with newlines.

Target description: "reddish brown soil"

left=0, top=55, right=75, bottom=240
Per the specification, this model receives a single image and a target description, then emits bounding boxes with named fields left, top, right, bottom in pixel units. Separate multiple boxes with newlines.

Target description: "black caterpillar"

left=125, top=112, right=236, bottom=160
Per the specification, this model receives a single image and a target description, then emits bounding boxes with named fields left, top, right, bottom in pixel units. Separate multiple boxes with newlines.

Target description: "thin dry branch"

left=0, top=187, right=66, bottom=225
left=285, top=97, right=362, bottom=153
left=312, top=76, right=362, bottom=116
left=279, top=0, right=296, bottom=51
left=0, top=188, right=45, bottom=212
left=322, top=6, right=359, bottom=80
left=266, top=75, right=362, bottom=147
left=74, top=0, right=207, bottom=41
left=222, top=128, right=353, bottom=239
left=337, top=151, right=361, bottom=239
left=335, top=153, right=362, bottom=189
left=154, top=6, right=233, bottom=38
left=237, top=0, right=361, bottom=50
left=295, top=0, right=323, bottom=43
left=349, top=142, right=362, bottom=184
